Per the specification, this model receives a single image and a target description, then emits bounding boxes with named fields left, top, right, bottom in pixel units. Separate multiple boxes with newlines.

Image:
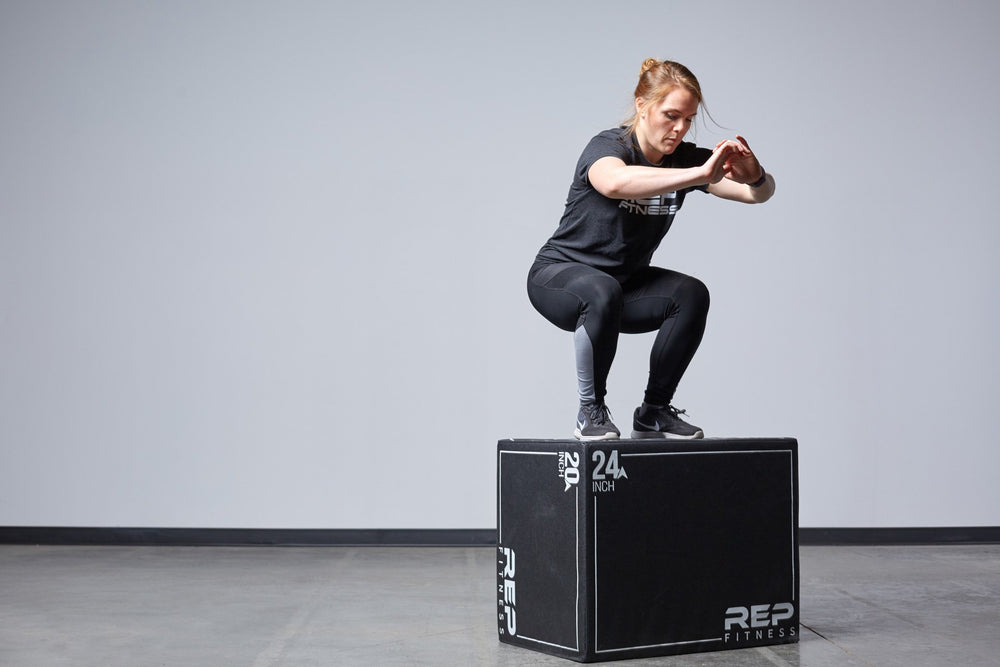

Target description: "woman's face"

left=635, top=87, right=699, bottom=162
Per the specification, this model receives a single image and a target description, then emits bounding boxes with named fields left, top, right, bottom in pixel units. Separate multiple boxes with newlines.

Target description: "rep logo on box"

left=498, top=547, right=517, bottom=636
left=724, top=602, right=797, bottom=644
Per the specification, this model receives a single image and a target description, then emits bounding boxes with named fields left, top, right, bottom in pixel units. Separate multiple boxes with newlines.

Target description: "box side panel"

left=497, top=443, right=585, bottom=660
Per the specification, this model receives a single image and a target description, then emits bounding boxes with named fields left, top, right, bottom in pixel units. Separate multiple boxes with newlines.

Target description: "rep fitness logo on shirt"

left=618, top=192, right=679, bottom=216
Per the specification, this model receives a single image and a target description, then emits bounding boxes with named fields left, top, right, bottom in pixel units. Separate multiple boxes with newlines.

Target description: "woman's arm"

left=707, top=171, right=775, bottom=203
left=587, top=142, right=737, bottom=200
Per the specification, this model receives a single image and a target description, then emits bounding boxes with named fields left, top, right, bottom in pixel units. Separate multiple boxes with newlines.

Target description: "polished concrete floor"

left=1, top=544, right=998, bottom=666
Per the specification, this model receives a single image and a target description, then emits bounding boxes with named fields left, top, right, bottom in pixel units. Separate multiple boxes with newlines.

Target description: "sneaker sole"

left=630, top=429, right=704, bottom=440
left=574, top=429, right=620, bottom=441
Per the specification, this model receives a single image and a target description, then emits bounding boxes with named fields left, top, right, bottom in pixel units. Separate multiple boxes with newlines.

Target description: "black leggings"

left=527, top=261, right=710, bottom=407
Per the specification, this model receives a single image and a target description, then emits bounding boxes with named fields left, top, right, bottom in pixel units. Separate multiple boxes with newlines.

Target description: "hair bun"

left=640, top=58, right=660, bottom=76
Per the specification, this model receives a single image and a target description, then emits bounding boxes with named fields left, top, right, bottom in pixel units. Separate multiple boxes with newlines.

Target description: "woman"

left=527, top=58, right=775, bottom=441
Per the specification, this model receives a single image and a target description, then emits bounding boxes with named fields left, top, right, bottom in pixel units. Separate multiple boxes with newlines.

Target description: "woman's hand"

left=701, top=141, right=741, bottom=185
left=705, top=135, right=774, bottom=203
left=717, top=135, right=763, bottom=185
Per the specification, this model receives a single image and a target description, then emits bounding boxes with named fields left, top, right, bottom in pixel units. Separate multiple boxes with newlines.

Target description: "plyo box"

left=497, top=438, right=799, bottom=663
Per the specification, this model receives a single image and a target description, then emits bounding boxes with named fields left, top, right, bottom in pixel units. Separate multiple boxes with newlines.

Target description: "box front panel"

left=591, top=444, right=799, bottom=659
left=497, top=444, right=585, bottom=658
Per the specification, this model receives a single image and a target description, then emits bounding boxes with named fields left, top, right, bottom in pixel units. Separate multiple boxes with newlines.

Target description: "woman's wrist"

left=749, top=166, right=767, bottom=188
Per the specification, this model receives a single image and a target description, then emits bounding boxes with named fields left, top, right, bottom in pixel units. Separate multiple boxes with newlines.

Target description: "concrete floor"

left=1, top=544, right=998, bottom=666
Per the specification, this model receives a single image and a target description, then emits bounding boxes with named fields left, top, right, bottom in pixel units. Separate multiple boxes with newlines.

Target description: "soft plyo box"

left=496, top=438, right=799, bottom=662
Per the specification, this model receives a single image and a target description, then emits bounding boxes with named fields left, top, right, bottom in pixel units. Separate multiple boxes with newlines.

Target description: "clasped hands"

left=705, top=135, right=763, bottom=185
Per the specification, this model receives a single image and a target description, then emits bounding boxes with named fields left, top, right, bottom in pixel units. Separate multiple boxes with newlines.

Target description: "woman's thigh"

left=527, top=262, right=623, bottom=333
left=619, top=267, right=710, bottom=334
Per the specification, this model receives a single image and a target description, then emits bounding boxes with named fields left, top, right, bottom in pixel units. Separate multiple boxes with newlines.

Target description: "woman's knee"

left=680, top=276, right=710, bottom=314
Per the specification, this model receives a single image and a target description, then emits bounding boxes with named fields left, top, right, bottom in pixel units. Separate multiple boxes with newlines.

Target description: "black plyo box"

left=496, top=438, right=799, bottom=662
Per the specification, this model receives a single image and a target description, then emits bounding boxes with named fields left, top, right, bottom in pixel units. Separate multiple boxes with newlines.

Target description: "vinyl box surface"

left=496, top=438, right=799, bottom=662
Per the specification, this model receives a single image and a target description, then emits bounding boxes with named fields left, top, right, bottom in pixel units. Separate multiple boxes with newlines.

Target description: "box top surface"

left=498, top=437, right=797, bottom=453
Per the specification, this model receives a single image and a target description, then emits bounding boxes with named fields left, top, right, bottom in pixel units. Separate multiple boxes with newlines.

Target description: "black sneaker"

left=574, top=402, right=620, bottom=441
left=631, top=403, right=704, bottom=439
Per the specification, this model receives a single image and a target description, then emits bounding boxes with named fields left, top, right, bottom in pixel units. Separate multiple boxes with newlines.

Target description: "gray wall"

left=2, top=1, right=998, bottom=529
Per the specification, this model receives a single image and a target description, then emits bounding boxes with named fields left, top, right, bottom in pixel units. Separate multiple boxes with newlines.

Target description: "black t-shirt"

left=535, top=127, right=713, bottom=280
